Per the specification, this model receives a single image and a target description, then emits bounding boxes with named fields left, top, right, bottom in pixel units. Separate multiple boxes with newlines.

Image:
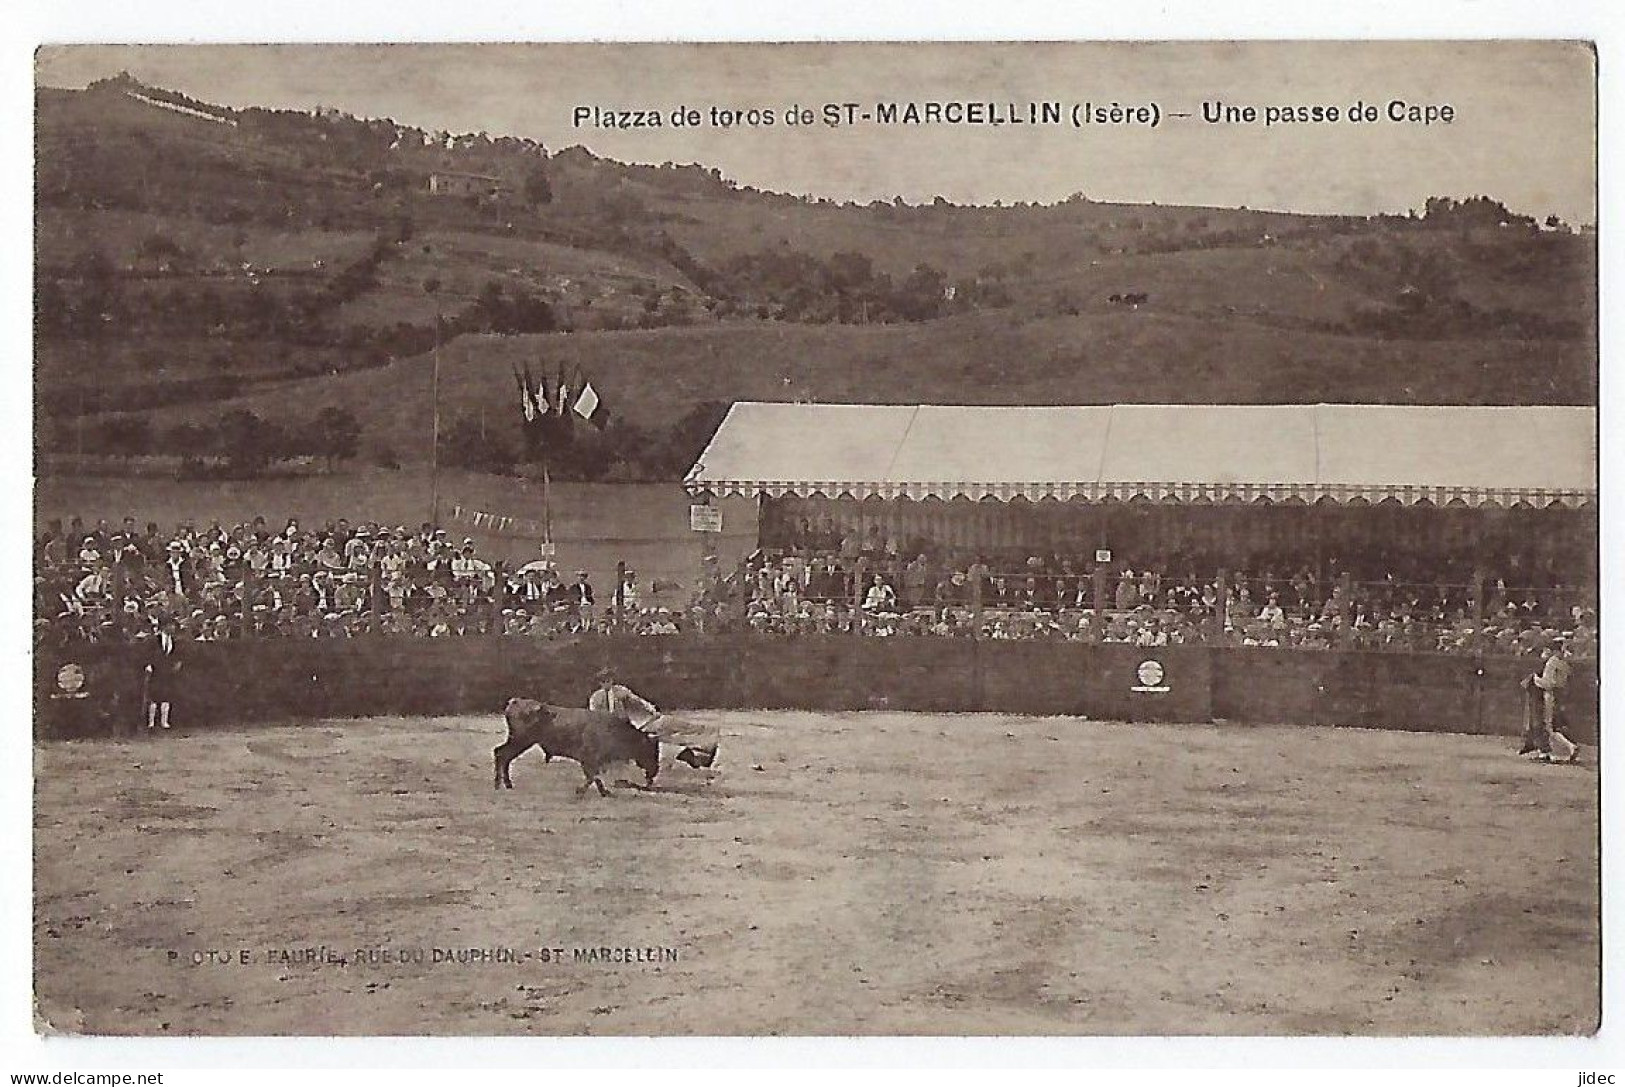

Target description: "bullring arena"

left=32, top=402, right=1599, bottom=1035
left=34, top=705, right=1597, bottom=1036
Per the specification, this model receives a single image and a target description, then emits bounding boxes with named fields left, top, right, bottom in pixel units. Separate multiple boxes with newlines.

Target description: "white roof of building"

left=684, top=402, right=1596, bottom=507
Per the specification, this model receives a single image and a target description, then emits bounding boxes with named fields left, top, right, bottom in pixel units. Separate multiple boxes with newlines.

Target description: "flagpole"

left=542, top=458, right=553, bottom=547
left=426, top=279, right=443, bottom=527
left=540, top=364, right=552, bottom=547
left=430, top=322, right=442, bottom=526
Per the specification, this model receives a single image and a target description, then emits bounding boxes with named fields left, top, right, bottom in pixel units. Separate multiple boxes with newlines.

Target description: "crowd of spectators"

left=32, top=514, right=678, bottom=646
left=717, top=547, right=1597, bottom=659
left=33, top=515, right=1596, bottom=661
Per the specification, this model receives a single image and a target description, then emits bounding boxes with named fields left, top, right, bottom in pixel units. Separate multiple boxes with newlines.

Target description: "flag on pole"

left=572, top=380, right=601, bottom=424
left=515, top=363, right=537, bottom=423
left=534, top=367, right=550, bottom=419
left=572, top=366, right=609, bottom=430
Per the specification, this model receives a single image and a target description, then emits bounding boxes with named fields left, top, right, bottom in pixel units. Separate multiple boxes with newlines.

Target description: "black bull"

left=495, top=698, right=661, bottom=797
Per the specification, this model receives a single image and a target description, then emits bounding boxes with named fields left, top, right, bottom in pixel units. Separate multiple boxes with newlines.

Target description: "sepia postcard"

left=30, top=41, right=1598, bottom=1039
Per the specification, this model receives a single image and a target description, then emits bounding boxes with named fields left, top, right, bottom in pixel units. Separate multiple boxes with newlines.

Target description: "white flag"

left=573, top=381, right=600, bottom=421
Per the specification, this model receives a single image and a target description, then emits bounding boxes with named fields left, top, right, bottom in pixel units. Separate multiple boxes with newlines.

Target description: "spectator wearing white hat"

left=315, top=538, right=344, bottom=573
left=619, top=569, right=642, bottom=615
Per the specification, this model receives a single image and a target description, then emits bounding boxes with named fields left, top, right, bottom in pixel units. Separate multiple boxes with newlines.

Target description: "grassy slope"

left=659, top=189, right=1312, bottom=277
left=330, top=228, right=698, bottom=331
left=34, top=208, right=379, bottom=275
left=35, top=81, right=1598, bottom=465
left=135, top=304, right=1583, bottom=463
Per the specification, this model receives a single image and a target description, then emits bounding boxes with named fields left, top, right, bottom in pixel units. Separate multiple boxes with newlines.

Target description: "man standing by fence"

left=143, top=620, right=181, bottom=732
left=1520, top=638, right=1579, bottom=762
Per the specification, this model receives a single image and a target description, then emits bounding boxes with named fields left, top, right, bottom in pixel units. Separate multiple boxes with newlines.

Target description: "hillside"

left=34, top=74, right=1597, bottom=477
left=129, top=309, right=1589, bottom=469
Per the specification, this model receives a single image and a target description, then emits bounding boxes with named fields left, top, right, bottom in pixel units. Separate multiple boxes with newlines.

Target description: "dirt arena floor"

left=34, top=711, right=1598, bottom=1036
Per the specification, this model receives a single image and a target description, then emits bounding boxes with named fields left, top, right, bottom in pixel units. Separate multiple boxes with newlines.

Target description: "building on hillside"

left=683, top=401, right=1597, bottom=590
left=428, top=171, right=509, bottom=199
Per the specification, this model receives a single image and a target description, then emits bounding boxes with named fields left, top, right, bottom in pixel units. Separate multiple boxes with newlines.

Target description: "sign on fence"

left=53, top=662, right=88, bottom=699
left=690, top=505, right=723, bottom=533
left=1131, top=658, right=1171, bottom=693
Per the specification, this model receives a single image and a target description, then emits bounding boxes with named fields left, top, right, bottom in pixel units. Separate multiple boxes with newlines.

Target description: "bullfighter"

left=589, top=666, right=718, bottom=769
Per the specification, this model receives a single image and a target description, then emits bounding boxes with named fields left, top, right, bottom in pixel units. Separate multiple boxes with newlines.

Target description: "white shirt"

left=863, top=583, right=896, bottom=610
left=589, top=684, right=659, bottom=727
left=1535, top=654, right=1572, bottom=692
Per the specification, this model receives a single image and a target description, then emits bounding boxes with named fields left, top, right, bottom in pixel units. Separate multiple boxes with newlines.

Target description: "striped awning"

left=683, top=403, right=1596, bottom=509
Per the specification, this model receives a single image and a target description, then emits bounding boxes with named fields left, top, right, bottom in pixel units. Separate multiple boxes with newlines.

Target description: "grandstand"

left=684, top=402, right=1595, bottom=560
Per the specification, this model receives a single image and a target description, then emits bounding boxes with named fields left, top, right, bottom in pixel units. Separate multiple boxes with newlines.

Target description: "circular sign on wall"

left=54, top=663, right=88, bottom=698
left=1132, top=658, right=1170, bottom=693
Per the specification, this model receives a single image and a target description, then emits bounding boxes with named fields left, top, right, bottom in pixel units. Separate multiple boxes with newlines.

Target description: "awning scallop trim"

left=683, top=403, right=1596, bottom=509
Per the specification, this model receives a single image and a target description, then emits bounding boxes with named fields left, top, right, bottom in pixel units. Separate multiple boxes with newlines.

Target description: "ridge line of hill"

left=34, top=74, right=1597, bottom=482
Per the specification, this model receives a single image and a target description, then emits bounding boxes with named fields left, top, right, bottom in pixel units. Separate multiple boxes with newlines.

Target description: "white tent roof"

left=684, top=402, right=1596, bottom=508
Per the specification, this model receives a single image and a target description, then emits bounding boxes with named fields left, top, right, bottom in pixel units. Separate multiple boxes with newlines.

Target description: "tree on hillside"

left=1421, top=195, right=1534, bottom=230
left=305, top=406, right=363, bottom=470
left=523, top=167, right=554, bottom=206
left=595, top=418, right=658, bottom=481
left=471, top=280, right=558, bottom=334
left=215, top=409, right=286, bottom=476
left=893, top=263, right=948, bottom=321
left=827, top=251, right=875, bottom=292
left=440, top=413, right=516, bottom=475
